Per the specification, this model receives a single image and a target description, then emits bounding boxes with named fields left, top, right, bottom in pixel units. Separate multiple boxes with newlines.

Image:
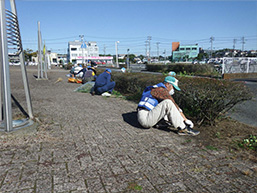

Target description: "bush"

left=173, top=76, right=252, bottom=125
left=64, top=63, right=73, bottom=70
left=112, top=72, right=252, bottom=126
left=146, top=63, right=217, bottom=77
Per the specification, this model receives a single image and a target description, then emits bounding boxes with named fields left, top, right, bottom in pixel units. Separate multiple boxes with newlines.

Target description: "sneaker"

left=101, top=92, right=111, bottom=97
left=178, top=126, right=200, bottom=136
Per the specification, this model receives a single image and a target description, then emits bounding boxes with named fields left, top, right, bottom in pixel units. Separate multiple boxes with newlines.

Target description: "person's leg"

left=137, top=99, right=186, bottom=129
left=106, top=81, right=115, bottom=93
left=90, top=84, right=96, bottom=95
left=96, top=82, right=115, bottom=94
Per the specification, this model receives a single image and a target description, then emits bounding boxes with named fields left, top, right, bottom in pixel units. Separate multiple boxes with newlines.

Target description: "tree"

left=23, top=49, right=37, bottom=62
left=196, top=53, right=209, bottom=61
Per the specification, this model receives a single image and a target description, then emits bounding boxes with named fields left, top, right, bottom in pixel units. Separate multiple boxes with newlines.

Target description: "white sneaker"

left=101, top=92, right=111, bottom=97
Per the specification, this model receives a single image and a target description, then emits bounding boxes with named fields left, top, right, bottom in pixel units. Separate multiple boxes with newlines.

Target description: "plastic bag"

left=74, top=81, right=95, bottom=93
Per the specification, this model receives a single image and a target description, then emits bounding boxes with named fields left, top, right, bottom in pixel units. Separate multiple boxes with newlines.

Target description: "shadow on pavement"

left=122, top=111, right=147, bottom=129
left=122, top=112, right=176, bottom=134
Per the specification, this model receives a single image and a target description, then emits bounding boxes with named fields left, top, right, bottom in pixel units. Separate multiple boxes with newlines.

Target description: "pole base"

left=0, top=118, right=34, bottom=132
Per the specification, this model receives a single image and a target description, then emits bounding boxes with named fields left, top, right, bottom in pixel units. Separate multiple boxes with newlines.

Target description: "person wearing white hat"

left=137, top=76, right=200, bottom=136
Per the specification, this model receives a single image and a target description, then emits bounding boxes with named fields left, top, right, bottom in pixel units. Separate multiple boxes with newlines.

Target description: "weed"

left=112, top=90, right=125, bottom=99
left=215, top=132, right=221, bottom=138
left=127, top=182, right=143, bottom=191
left=238, top=135, right=257, bottom=151
left=205, top=145, right=218, bottom=151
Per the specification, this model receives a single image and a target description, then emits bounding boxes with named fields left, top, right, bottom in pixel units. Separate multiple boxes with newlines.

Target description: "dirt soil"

left=193, top=117, right=257, bottom=162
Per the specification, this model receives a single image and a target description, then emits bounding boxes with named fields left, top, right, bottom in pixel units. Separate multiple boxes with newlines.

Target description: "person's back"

left=91, top=68, right=115, bottom=96
left=82, top=68, right=97, bottom=84
left=95, top=71, right=110, bottom=87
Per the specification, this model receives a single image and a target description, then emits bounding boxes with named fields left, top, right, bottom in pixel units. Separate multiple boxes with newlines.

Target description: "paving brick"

left=0, top=67, right=255, bottom=192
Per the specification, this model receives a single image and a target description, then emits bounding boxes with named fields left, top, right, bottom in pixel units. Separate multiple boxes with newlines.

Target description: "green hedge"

left=111, top=72, right=252, bottom=126
left=146, top=63, right=218, bottom=77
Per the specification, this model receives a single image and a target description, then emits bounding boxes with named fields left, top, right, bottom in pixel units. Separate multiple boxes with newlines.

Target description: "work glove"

left=185, top=120, right=194, bottom=128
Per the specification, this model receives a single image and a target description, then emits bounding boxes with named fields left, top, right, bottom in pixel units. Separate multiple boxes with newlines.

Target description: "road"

left=227, top=80, right=257, bottom=127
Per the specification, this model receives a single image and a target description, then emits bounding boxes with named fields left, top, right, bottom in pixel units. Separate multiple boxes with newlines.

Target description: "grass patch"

left=127, top=182, right=143, bottom=191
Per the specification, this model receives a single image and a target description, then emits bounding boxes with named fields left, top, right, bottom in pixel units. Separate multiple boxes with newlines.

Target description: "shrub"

left=64, top=63, right=73, bottom=70
left=146, top=63, right=218, bottom=77
left=173, top=76, right=252, bottom=125
left=112, top=72, right=252, bottom=126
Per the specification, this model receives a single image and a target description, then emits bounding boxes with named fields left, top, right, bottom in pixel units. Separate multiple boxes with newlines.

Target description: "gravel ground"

left=0, top=66, right=256, bottom=193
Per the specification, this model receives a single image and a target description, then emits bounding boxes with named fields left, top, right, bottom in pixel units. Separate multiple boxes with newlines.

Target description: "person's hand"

left=185, top=120, right=194, bottom=128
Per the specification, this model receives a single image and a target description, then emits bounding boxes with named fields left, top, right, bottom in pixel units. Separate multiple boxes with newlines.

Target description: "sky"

left=4, top=0, right=257, bottom=56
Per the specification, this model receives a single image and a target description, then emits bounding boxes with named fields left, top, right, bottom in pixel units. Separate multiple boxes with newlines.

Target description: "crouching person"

left=90, top=68, right=115, bottom=97
left=137, top=76, right=200, bottom=136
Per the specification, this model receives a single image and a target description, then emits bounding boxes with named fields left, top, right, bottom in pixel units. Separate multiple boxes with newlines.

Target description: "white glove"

left=185, top=120, right=194, bottom=128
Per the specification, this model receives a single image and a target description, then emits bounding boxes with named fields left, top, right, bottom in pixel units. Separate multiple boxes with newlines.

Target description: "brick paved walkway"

left=0, top=67, right=256, bottom=192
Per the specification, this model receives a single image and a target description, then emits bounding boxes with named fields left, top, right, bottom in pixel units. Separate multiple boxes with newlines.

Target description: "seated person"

left=137, top=76, right=200, bottom=136
left=90, top=68, right=115, bottom=97
left=82, top=66, right=97, bottom=84
left=70, top=65, right=83, bottom=77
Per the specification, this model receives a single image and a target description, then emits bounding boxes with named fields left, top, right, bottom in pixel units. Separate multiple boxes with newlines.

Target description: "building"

left=31, top=51, right=64, bottom=66
left=172, top=42, right=199, bottom=62
left=67, top=40, right=99, bottom=64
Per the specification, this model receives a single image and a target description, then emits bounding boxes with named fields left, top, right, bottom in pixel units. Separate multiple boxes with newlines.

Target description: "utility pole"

left=233, top=39, right=237, bottom=57
left=147, top=36, right=152, bottom=63
left=103, top=44, right=106, bottom=56
left=156, top=42, right=160, bottom=61
left=241, top=37, right=245, bottom=51
left=233, top=39, right=237, bottom=50
left=210, top=36, right=214, bottom=58
left=79, top=35, right=84, bottom=65
left=163, top=50, right=166, bottom=60
left=145, top=40, right=148, bottom=58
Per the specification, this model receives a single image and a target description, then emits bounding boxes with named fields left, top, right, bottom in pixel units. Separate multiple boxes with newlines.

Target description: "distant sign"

left=81, top=43, right=87, bottom=48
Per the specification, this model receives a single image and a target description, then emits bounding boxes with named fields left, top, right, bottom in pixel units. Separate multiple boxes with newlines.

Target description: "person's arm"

left=151, top=87, right=187, bottom=121
left=106, top=73, right=111, bottom=83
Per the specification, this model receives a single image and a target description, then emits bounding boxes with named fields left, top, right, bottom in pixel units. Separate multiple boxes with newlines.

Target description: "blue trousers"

left=95, top=81, right=115, bottom=94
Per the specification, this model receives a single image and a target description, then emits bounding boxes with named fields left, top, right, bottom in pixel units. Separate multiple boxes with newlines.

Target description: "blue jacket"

left=95, top=71, right=111, bottom=87
left=138, top=83, right=166, bottom=111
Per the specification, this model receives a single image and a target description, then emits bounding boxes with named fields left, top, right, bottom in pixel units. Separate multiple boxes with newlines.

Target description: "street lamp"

left=127, top=49, right=130, bottom=70
left=79, top=35, right=85, bottom=65
left=115, top=41, right=119, bottom=68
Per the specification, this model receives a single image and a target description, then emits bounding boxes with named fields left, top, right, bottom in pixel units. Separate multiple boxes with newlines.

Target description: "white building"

left=67, top=40, right=99, bottom=64
left=31, top=51, right=61, bottom=66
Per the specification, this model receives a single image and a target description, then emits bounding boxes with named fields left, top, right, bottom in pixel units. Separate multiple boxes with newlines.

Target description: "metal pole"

left=10, top=0, right=33, bottom=118
left=242, top=37, right=245, bottom=51
left=39, top=31, right=43, bottom=78
left=147, top=36, right=152, bottom=64
left=156, top=42, right=160, bottom=62
left=127, top=49, right=130, bottom=70
left=247, top=58, right=250, bottom=73
left=222, top=57, right=225, bottom=74
left=79, top=35, right=84, bottom=65
left=145, top=41, right=148, bottom=58
left=210, top=36, right=214, bottom=58
left=43, top=41, right=47, bottom=79
left=0, top=33, right=2, bottom=122
left=0, top=0, right=13, bottom=131
left=37, top=21, right=41, bottom=78
left=115, top=41, right=119, bottom=68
